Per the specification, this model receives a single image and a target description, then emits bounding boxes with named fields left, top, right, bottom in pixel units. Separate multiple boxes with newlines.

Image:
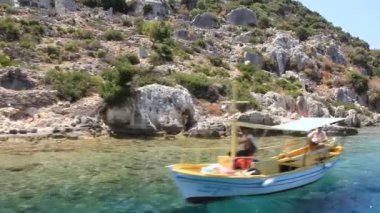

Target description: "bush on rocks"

left=137, top=20, right=172, bottom=43
left=98, top=62, right=136, bottom=106
left=44, top=69, right=99, bottom=102
left=348, top=72, right=368, bottom=95
left=101, top=29, right=123, bottom=41
left=173, top=73, right=214, bottom=101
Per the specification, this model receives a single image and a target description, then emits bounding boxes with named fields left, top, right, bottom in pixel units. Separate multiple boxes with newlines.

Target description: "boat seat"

left=251, top=159, right=279, bottom=175
left=218, top=156, right=233, bottom=169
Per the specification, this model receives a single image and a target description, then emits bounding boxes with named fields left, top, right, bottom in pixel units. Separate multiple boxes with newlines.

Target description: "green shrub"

left=237, top=63, right=259, bottom=76
left=44, top=69, right=99, bottom=101
left=95, top=49, right=107, bottom=58
left=275, top=78, right=303, bottom=97
left=253, top=70, right=271, bottom=83
left=0, top=3, right=15, bottom=14
left=251, top=82, right=271, bottom=94
left=67, top=27, right=76, bottom=34
left=257, top=15, right=271, bottom=29
left=135, top=75, right=175, bottom=87
left=64, top=41, right=80, bottom=52
left=196, top=0, right=222, bottom=12
left=114, top=53, right=140, bottom=65
left=150, top=43, right=173, bottom=65
left=79, top=0, right=100, bottom=7
left=19, top=34, right=37, bottom=49
left=20, top=19, right=44, bottom=37
left=0, top=53, right=13, bottom=67
left=348, top=72, right=368, bottom=94
left=173, top=73, right=213, bottom=101
left=263, top=56, right=277, bottom=71
left=191, top=39, right=207, bottom=53
left=122, top=18, right=133, bottom=27
left=83, top=39, right=101, bottom=50
left=46, top=45, right=62, bottom=60
left=140, top=20, right=172, bottom=42
left=349, top=48, right=370, bottom=66
left=98, top=62, right=136, bottom=106
left=143, top=4, right=153, bottom=14
left=326, top=79, right=333, bottom=88
left=101, top=29, right=123, bottom=41
left=295, top=26, right=312, bottom=41
left=209, top=56, right=223, bottom=67
left=226, top=81, right=261, bottom=110
left=0, top=17, right=20, bottom=41
left=73, top=30, right=94, bottom=39
left=125, top=53, right=140, bottom=65
left=79, top=0, right=129, bottom=12
left=368, top=91, right=380, bottom=106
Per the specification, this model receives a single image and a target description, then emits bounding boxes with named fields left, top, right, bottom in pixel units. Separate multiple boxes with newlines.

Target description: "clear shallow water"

left=0, top=128, right=379, bottom=213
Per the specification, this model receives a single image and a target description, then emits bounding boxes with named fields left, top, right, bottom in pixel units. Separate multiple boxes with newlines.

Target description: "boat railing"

left=178, top=138, right=308, bottom=164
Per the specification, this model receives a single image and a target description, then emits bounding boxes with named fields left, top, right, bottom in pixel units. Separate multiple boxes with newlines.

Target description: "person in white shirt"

left=307, top=127, right=328, bottom=150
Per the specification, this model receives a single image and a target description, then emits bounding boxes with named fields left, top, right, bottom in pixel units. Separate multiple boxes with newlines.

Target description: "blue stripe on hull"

left=169, top=158, right=339, bottom=198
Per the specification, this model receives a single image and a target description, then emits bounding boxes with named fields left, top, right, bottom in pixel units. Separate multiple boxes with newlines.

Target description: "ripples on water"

left=0, top=128, right=379, bottom=213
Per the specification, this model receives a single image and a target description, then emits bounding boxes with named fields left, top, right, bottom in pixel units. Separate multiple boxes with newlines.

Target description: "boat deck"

left=171, top=145, right=343, bottom=178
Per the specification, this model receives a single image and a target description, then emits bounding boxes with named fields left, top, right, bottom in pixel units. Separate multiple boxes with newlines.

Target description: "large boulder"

left=345, top=109, right=361, bottom=128
left=127, top=0, right=170, bottom=20
left=244, top=50, right=264, bottom=68
left=369, top=93, right=380, bottom=113
left=0, top=0, right=14, bottom=6
left=238, top=110, right=274, bottom=126
left=226, top=7, right=257, bottom=26
left=18, top=0, right=52, bottom=9
left=305, top=96, right=330, bottom=117
left=335, top=87, right=355, bottom=103
left=296, top=95, right=330, bottom=117
left=325, top=125, right=358, bottom=136
left=187, top=117, right=228, bottom=138
left=308, top=36, right=347, bottom=65
left=253, top=92, right=297, bottom=116
left=106, top=84, right=196, bottom=135
left=192, top=12, right=220, bottom=29
left=326, top=44, right=346, bottom=65
left=174, top=29, right=202, bottom=41
left=233, top=32, right=252, bottom=44
left=0, top=67, right=41, bottom=90
left=55, top=0, right=77, bottom=14
left=257, top=32, right=314, bottom=74
left=0, top=88, right=58, bottom=108
left=334, top=105, right=345, bottom=118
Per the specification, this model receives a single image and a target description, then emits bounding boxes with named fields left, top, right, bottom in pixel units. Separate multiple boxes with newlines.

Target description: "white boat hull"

left=169, top=158, right=339, bottom=200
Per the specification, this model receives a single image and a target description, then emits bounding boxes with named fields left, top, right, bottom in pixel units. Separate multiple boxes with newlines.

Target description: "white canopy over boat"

left=237, top=117, right=345, bottom=132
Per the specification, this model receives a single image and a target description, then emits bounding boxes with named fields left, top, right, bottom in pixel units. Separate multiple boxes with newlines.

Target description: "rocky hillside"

left=0, top=0, right=379, bottom=138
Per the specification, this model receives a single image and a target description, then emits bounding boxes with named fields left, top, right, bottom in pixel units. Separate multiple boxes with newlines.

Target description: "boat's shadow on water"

left=186, top=196, right=229, bottom=204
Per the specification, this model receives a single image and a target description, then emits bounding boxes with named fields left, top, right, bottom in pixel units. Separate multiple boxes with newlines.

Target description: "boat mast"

left=230, top=81, right=238, bottom=164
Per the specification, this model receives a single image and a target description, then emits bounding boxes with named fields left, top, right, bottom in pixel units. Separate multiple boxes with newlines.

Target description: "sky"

left=297, top=0, right=380, bottom=49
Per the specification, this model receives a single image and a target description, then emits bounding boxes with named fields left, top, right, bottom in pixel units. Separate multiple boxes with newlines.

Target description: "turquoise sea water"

left=0, top=127, right=379, bottom=213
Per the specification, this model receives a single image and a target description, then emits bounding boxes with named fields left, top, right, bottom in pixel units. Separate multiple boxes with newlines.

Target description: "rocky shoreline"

left=0, top=66, right=378, bottom=141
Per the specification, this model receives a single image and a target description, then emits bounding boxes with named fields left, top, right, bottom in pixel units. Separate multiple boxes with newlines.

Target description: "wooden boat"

left=167, top=117, right=345, bottom=202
